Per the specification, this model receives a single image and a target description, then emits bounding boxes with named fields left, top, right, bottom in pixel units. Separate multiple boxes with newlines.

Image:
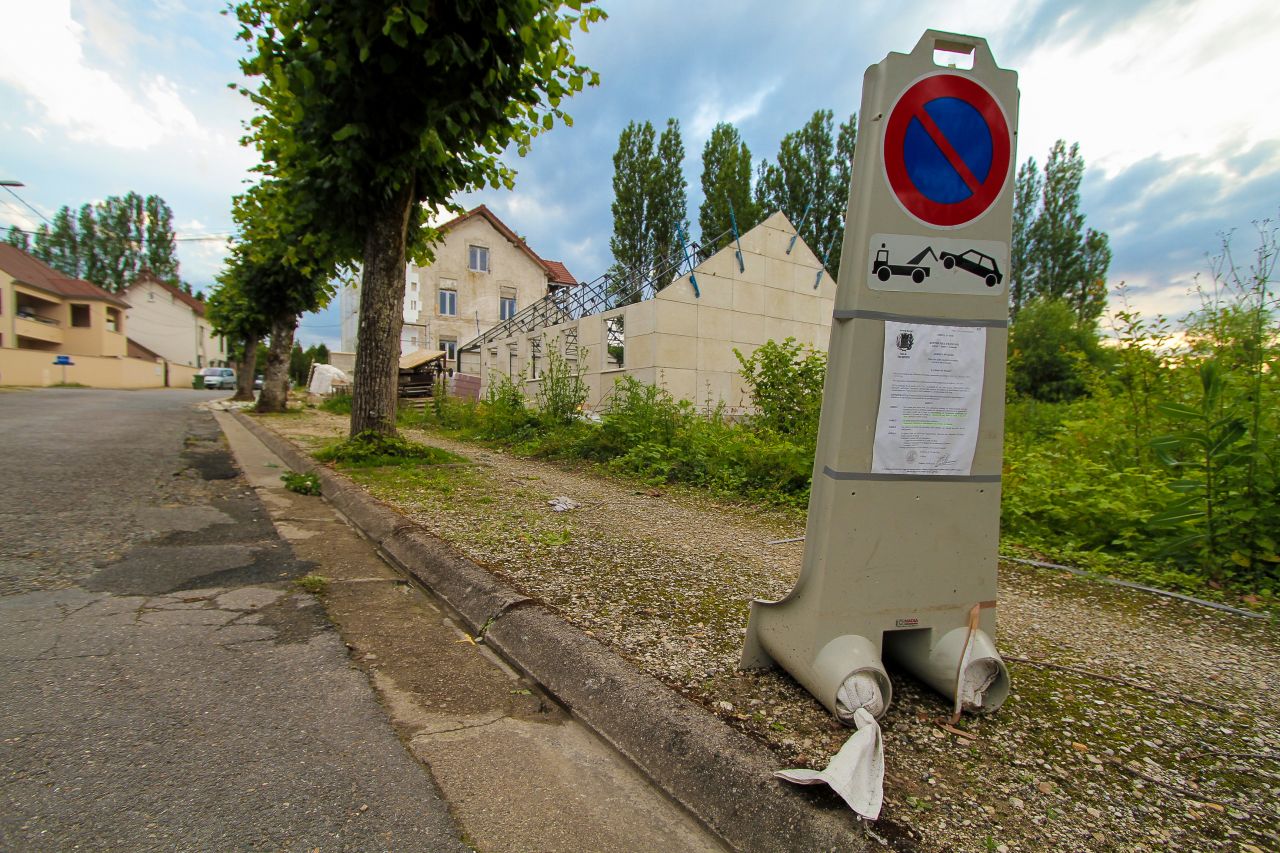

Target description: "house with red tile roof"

left=0, top=243, right=138, bottom=385
left=338, top=204, right=576, bottom=362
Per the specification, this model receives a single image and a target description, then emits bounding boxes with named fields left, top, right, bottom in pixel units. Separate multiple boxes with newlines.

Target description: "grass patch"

left=314, top=430, right=464, bottom=468
left=281, top=471, right=322, bottom=496
left=295, top=574, right=328, bottom=595
left=319, top=393, right=352, bottom=415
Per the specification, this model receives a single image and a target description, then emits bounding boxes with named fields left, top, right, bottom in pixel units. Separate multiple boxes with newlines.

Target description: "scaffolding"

left=458, top=227, right=735, bottom=357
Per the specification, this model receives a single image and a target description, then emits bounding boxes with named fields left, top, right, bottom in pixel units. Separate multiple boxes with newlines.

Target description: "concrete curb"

left=232, top=412, right=896, bottom=853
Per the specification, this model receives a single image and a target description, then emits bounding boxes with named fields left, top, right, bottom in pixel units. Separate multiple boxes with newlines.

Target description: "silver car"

left=201, top=367, right=236, bottom=390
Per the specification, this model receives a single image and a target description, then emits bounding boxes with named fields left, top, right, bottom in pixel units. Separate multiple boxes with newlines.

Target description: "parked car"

left=201, top=367, right=236, bottom=390
left=254, top=374, right=264, bottom=391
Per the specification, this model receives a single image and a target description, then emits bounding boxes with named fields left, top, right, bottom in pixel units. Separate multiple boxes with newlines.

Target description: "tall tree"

left=608, top=120, right=657, bottom=300
left=1019, top=140, right=1111, bottom=325
left=46, top=207, right=81, bottom=277
left=22, top=193, right=182, bottom=292
left=698, top=122, right=757, bottom=248
left=1009, top=158, right=1041, bottom=319
left=234, top=0, right=602, bottom=437
left=1078, top=227, right=1112, bottom=323
left=1030, top=140, right=1086, bottom=301
left=77, top=203, right=105, bottom=287
left=649, top=118, right=688, bottom=286
left=5, top=225, right=30, bottom=252
left=143, top=195, right=180, bottom=284
left=207, top=250, right=270, bottom=403
left=229, top=179, right=337, bottom=413
left=754, top=109, right=856, bottom=275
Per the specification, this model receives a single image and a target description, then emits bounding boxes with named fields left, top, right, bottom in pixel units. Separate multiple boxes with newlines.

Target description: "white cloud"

left=1011, top=0, right=1280, bottom=179
left=688, top=82, right=778, bottom=143
left=0, top=1, right=203, bottom=149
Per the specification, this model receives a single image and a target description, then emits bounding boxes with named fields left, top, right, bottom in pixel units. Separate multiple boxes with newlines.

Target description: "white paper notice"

left=872, top=323, right=986, bottom=476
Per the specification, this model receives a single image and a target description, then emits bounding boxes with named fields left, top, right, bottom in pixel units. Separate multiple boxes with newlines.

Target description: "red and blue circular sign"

left=882, top=73, right=1012, bottom=228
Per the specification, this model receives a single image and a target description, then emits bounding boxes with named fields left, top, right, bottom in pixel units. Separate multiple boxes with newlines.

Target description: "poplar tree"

left=606, top=116, right=688, bottom=302
left=608, top=120, right=656, bottom=299
left=4, top=225, right=29, bottom=252
left=698, top=122, right=757, bottom=247
left=649, top=118, right=688, bottom=284
left=1009, top=158, right=1042, bottom=318
left=754, top=109, right=856, bottom=275
left=1013, top=139, right=1112, bottom=325
left=19, top=194, right=182, bottom=292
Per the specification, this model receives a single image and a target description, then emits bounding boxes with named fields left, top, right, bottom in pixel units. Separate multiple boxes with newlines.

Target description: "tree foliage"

left=233, top=0, right=602, bottom=436
left=1007, top=296, right=1104, bottom=402
left=698, top=122, right=758, bottom=247
left=754, top=110, right=856, bottom=275
left=1012, top=140, right=1111, bottom=323
left=607, top=117, right=688, bottom=302
left=18, top=193, right=182, bottom=292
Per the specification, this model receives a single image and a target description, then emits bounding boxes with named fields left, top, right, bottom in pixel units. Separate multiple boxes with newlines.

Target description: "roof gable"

left=0, top=243, right=130, bottom=308
left=125, top=271, right=206, bottom=317
left=438, top=205, right=576, bottom=286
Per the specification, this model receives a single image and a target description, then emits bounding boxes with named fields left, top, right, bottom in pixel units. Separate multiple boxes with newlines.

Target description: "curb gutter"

left=232, top=412, right=893, bottom=853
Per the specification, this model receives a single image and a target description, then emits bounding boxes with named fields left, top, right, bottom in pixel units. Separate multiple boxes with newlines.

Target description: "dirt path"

left=262, top=409, right=1280, bottom=853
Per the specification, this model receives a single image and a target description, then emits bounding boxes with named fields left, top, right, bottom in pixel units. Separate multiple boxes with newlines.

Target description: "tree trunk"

left=256, top=315, right=296, bottom=413
left=350, top=177, right=414, bottom=437
left=231, top=335, right=259, bottom=402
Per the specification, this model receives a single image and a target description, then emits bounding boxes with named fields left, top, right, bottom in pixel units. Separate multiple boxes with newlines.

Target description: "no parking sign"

left=883, top=73, right=1012, bottom=229
left=742, top=32, right=1020, bottom=725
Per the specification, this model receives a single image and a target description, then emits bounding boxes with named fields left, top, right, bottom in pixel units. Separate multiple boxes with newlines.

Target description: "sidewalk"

left=214, top=411, right=726, bottom=853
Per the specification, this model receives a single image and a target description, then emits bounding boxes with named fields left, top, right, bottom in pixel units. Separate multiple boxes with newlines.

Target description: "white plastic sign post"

left=742, top=30, right=1018, bottom=723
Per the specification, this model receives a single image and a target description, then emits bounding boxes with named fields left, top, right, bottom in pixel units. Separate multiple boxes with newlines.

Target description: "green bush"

left=315, top=430, right=463, bottom=468
left=534, top=338, right=589, bottom=427
left=734, top=337, right=825, bottom=441
left=482, top=370, right=536, bottom=439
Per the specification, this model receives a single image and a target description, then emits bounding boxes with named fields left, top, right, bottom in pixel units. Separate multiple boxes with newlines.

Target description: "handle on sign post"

left=911, top=29, right=1001, bottom=74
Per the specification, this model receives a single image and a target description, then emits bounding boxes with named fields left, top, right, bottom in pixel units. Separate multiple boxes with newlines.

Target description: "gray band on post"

left=822, top=465, right=1001, bottom=483
left=832, top=308, right=1008, bottom=328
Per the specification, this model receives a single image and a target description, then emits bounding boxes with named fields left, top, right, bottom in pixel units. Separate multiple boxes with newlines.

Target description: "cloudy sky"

left=1, top=0, right=1277, bottom=350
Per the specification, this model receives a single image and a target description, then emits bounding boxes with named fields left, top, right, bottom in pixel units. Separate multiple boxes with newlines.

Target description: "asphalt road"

left=0, top=389, right=467, bottom=851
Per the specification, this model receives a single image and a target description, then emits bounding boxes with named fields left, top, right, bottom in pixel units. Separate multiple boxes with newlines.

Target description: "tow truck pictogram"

left=939, top=249, right=1003, bottom=287
left=872, top=244, right=937, bottom=284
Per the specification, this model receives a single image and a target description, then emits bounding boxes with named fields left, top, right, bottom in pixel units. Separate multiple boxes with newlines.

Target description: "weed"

left=295, top=574, right=328, bottom=595
left=281, top=471, right=322, bottom=496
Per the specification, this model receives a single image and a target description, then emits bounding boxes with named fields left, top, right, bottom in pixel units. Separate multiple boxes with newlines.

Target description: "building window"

left=105, top=307, right=121, bottom=333
left=529, top=336, right=542, bottom=379
left=440, top=338, right=457, bottom=362
left=70, top=304, right=91, bottom=327
left=438, top=286, right=457, bottom=316
left=500, top=296, right=517, bottom=320
left=605, top=315, right=624, bottom=369
left=409, top=299, right=418, bottom=313
left=468, top=245, right=489, bottom=273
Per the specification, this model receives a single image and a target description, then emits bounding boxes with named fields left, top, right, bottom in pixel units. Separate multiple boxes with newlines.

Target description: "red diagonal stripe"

left=913, top=106, right=982, bottom=195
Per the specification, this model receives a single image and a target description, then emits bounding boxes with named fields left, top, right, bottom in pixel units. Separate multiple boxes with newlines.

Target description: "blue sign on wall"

left=53, top=355, right=73, bottom=366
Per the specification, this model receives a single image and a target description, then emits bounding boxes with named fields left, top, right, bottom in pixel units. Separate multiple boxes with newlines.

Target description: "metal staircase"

left=458, top=227, right=734, bottom=357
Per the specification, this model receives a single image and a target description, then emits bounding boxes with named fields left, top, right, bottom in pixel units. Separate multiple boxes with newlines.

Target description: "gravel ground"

left=261, top=409, right=1280, bottom=853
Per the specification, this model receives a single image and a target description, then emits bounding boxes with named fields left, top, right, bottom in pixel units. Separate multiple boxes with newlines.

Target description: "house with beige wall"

left=408, top=205, right=576, bottom=362
left=340, top=205, right=576, bottom=361
left=0, top=243, right=179, bottom=388
left=458, top=212, right=835, bottom=412
left=122, top=272, right=227, bottom=369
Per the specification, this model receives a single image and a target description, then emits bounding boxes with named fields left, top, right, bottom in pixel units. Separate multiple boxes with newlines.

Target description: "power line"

left=1, top=186, right=52, bottom=225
